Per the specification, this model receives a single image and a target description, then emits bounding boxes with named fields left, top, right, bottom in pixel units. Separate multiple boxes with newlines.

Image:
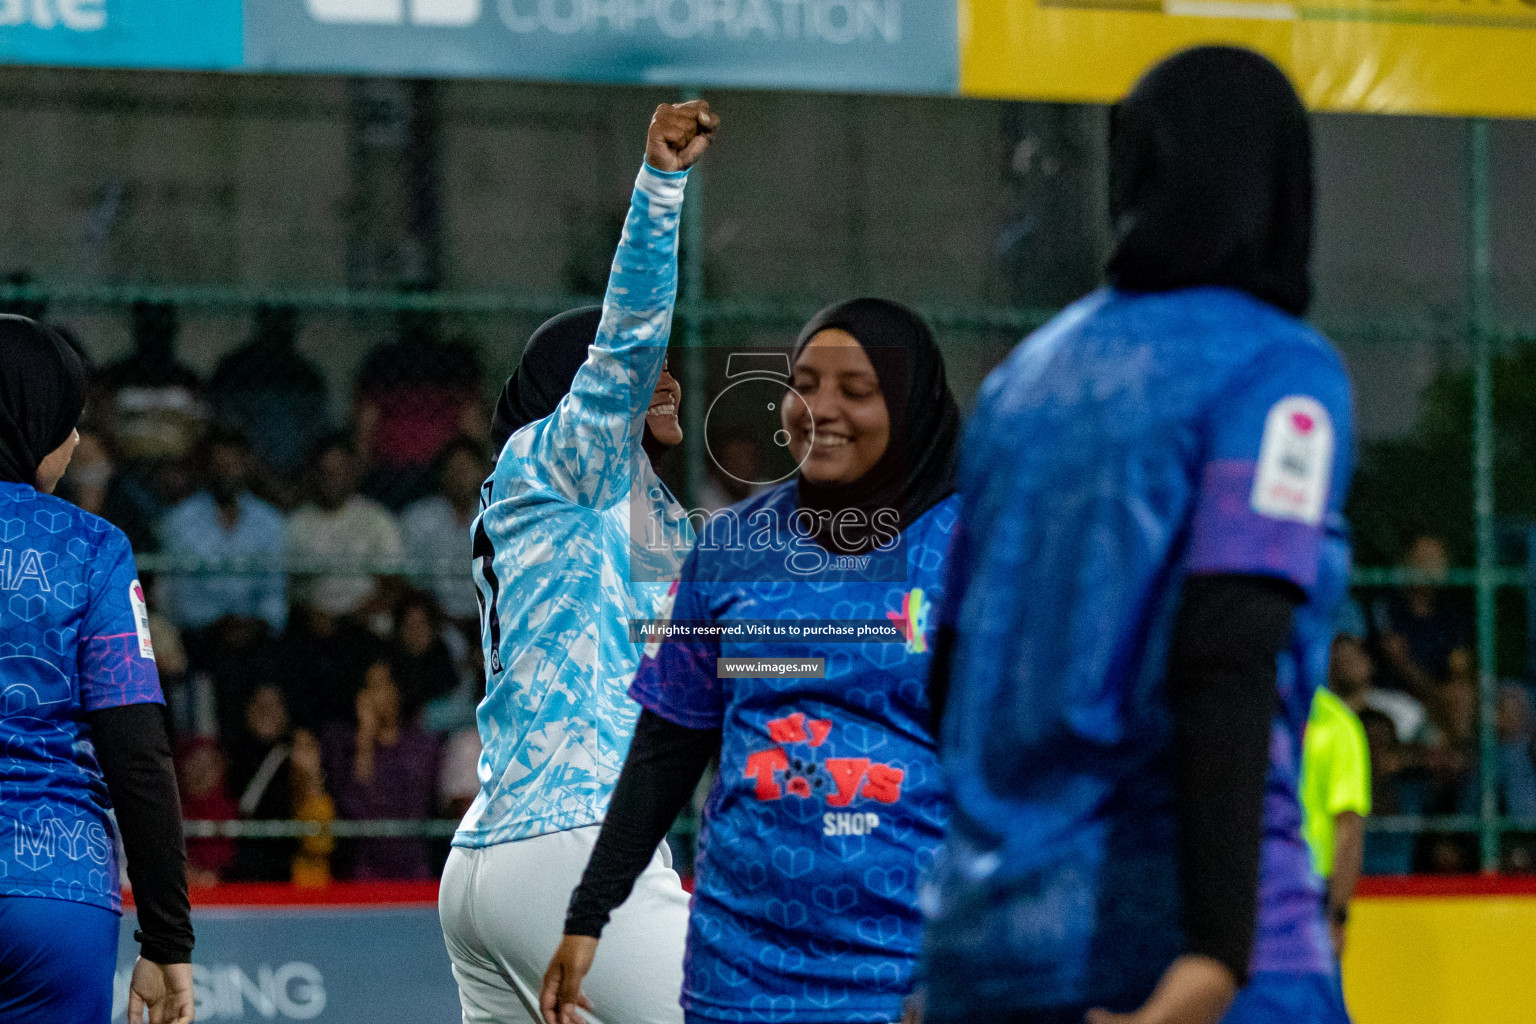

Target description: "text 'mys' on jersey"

left=0, top=481, right=163, bottom=914
left=630, top=487, right=956, bottom=1024
left=455, top=164, right=694, bottom=848
left=924, top=287, right=1354, bottom=1012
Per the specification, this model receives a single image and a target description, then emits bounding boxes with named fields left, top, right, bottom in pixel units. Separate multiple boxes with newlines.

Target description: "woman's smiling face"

left=783, top=329, right=890, bottom=484
left=646, top=357, right=684, bottom=446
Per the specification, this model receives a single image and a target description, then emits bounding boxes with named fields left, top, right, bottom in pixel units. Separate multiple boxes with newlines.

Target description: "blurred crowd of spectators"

left=30, top=299, right=1536, bottom=880
left=45, top=301, right=494, bottom=885
left=1344, top=535, right=1536, bottom=874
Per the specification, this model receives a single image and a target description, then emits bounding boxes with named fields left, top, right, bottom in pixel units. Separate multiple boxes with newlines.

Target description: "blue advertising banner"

left=245, top=0, right=957, bottom=94
left=113, top=906, right=462, bottom=1022
left=0, top=0, right=241, bottom=70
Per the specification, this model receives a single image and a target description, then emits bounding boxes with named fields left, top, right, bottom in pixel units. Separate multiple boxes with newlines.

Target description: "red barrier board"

left=124, top=881, right=442, bottom=908
left=1356, top=874, right=1536, bottom=898
left=125, top=873, right=1536, bottom=908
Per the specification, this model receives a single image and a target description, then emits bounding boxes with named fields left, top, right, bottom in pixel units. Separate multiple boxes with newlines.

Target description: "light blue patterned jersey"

left=454, top=163, right=696, bottom=847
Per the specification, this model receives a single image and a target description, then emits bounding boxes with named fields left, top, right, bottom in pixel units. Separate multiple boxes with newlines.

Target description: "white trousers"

left=439, top=826, right=690, bottom=1024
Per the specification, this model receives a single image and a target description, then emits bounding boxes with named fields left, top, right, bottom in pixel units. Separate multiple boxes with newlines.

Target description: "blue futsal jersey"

left=0, top=481, right=163, bottom=915
left=923, top=286, right=1354, bottom=1013
left=630, top=487, right=956, bottom=1024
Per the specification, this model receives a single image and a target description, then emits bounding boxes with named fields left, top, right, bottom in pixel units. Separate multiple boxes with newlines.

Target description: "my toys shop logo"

left=886, top=587, right=928, bottom=654
left=743, top=711, right=904, bottom=836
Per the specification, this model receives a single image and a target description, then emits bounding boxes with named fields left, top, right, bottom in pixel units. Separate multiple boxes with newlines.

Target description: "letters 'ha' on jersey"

left=924, top=286, right=1355, bottom=1013
left=630, top=487, right=956, bottom=1024
left=454, top=164, right=695, bottom=849
left=0, top=481, right=163, bottom=914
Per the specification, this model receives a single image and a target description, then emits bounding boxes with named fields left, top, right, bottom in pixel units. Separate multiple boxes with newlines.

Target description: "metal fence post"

left=1468, top=117, right=1498, bottom=872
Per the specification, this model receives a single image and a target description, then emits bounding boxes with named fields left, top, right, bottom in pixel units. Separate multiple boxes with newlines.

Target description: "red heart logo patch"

left=1291, top=412, right=1315, bottom=434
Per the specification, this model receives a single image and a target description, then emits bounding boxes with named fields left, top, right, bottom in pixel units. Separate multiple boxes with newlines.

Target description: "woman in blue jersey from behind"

left=920, top=47, right=1353, bottom=1024
left=439, top=101, right=717, bottom=1024
left=542, top=298, right=962, bottom=1024
left=0, top=316, right=193, bottom=1023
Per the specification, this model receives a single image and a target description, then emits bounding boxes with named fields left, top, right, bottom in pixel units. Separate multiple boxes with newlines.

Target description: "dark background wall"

left=0, top=67, right=1528, bottom=439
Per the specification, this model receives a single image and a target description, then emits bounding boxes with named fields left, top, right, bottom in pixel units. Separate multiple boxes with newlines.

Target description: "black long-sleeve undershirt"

left=929, top=572, right=1294, bottom=983
left=86, top=702, right=194, bottom=964
left=564, top=710, right=720, bottom=938
left=1167, top=573, right=1298, bottom=985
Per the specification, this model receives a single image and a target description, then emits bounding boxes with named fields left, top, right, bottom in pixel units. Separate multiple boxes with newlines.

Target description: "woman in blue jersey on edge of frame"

left=919, top=47, right=1354, bottom=1024
left=0, top=315, right=194, bottom=1024
left=438, top=101, right=717, bottom=1024
left=542, top=298, right=962, bottom=1024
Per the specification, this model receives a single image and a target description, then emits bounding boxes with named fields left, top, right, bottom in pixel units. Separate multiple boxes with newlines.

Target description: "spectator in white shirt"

left=288, top=434, right=403, bottom=624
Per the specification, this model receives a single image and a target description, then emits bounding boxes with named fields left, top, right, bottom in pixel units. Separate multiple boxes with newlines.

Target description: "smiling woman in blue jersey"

left=0, top=315, right=193, bottom=1024
left=540, top=298, right=962, bottom=1024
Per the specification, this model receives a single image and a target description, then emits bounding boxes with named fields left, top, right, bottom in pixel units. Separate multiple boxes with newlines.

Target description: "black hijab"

left=1106, top=46, right=1313, bottom=317
left=791, top=298, right=960, bottom=555
left=491, top=306, right=671, bottom=464
left=0, top=315, right=86, bottom=487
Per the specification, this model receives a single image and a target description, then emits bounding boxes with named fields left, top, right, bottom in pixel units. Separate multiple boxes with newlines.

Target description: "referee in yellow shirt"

left=1301, top=603, right=1374, bottom=959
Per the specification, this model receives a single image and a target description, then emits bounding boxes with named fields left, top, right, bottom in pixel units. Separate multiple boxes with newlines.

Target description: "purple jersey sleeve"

left=628, top=574, right=725, bottom=731
left=79, top=530, right=163, bottom=711
left=1187, top=345, right=1353, bottom=596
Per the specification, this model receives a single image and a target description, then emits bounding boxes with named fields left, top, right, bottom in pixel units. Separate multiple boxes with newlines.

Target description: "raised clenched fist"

left=646, top=99, right=719, bottom=173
